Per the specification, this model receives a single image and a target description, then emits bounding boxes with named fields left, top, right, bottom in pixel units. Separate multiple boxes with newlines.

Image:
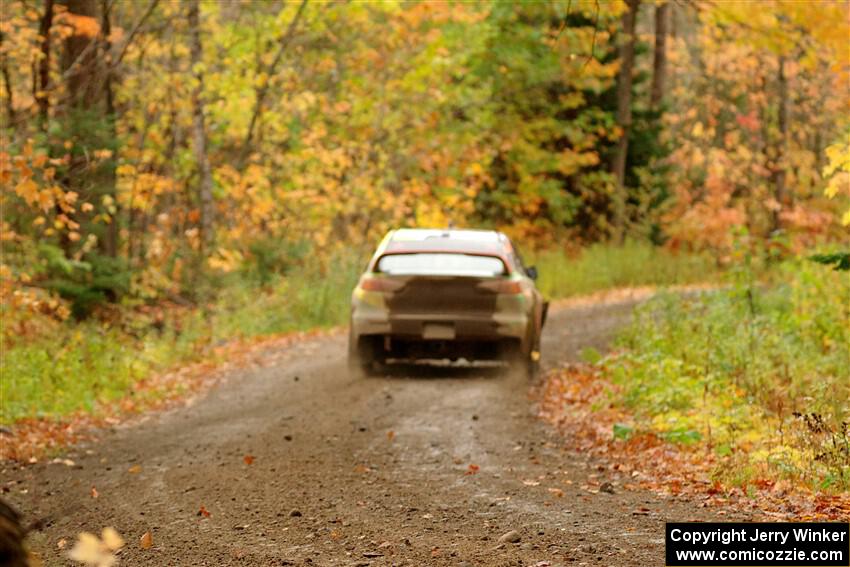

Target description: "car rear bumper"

left=351, top=310, right=529, bottom=342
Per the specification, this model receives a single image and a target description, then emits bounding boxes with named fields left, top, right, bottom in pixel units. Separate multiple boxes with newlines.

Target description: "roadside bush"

left=604, top=257, right=850, bottom=490
left=37, top=244, right=131, bottom=319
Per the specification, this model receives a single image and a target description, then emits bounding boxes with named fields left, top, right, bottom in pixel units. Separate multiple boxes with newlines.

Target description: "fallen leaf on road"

left=243, top=455, right=255, bottom=465
left=90, top=486, right=98, bottom=499
left=465, top=464, right=479, bottom=475
left=198, top=505, right=211, bottom=518
left=101, top=528, right=123, bottom=550
left=498, top=530, right=521, bottom=544
left=140, top=531, right=153, bottom=549
left=127, top=465, right=141, bottom=474
left=386, top=430, right=395, bottom=441
left=68, top=528, right=124, bottom=567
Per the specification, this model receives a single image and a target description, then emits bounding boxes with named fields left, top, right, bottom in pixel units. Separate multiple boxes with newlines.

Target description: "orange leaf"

left=198, top=505, right=211, bottom=518
left=65, top=13, right=100, bottom=38
left=465, top=464, right=480, bottom=475
left=243, top=455, right=255, bottom=465
left=90, top=486, right=99, bottom=499
left=140, top=531, right=153, bottom=549
left=128, top=465, right=142, bottom=474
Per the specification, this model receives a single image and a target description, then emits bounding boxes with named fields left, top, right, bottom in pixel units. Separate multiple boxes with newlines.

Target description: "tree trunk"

left=610, top=0, right=639, bottom=243
left=772, top=54, right=789, bottom=233
left=101, top=0, right=118, bottom=256
left=650, top=1, right=669, bottom=109
left=37, top=0, right=55, bottom=131
left=0, top=32, right=15, bottom=128
left=188, top=0, right=215, bottom=253
left=61, top=0, right=100, bottom=107
left=59, top=0, right=106, bottom=257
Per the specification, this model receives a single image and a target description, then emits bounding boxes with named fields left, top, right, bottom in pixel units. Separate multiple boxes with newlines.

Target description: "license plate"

left=422, top=324, right=455, bottom=340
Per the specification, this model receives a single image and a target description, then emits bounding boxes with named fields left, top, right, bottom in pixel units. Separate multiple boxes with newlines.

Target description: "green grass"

left=531, top=240, right=717, bottom=299
left=0, top=323, right=205, bottom=422
left=602, top=258, right=850, bottom=490
left=0, top=252, right=363, bottom=423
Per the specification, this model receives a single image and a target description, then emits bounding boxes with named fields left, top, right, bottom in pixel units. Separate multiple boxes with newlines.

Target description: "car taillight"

left=496, top=280, right=522, bottom=294
left=360, top=277, right=399, bottom=292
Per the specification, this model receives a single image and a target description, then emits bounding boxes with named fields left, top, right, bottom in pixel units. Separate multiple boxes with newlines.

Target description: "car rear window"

left=376, top=253, right=507, bottom=277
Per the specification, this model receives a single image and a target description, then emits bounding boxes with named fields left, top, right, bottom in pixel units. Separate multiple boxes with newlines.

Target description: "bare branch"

left=582, top=0, right=600, bottom=69
left=240, top=0, right=309, bottom=164
left=554, top=0, right=572, bottom=41
left=111, top=0, right=160, bottom=68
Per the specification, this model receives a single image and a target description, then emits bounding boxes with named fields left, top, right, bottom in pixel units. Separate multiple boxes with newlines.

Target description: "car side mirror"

left=526, top=266, right=538, bottom=280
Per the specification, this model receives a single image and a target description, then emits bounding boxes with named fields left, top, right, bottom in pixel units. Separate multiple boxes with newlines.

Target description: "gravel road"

left=4, top=297, right=732, bottom=566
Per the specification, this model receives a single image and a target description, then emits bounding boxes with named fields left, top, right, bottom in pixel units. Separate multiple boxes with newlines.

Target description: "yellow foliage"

left=823, top=134, right=850, bottom=226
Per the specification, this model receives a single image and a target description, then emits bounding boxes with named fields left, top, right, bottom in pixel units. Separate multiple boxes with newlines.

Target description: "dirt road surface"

left=4, top=298, right=738, bottom=566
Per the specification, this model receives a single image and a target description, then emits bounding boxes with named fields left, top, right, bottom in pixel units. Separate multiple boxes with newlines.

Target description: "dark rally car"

left=348, top=228, right=547, bottom=377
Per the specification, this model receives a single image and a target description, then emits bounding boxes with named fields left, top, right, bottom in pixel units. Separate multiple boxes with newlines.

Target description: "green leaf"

left=580, top=347, right=602, bottom=365
left=613, top=423, right=634, bottom=440
left=809, top=252, right=850, bottom=271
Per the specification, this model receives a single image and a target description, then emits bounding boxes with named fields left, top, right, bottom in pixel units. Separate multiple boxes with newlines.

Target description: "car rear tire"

left=528, top=333, right=542, bottom=380
left=508, top=335, right=540, bottom=381
left=509, top=354, right=538, bottom=381
left=348, top=351, right=367, bottom=378
left=348, top=333, right=383, bottom=378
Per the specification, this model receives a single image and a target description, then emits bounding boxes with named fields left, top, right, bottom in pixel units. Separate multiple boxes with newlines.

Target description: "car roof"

left=390, top=228, right=503, bottom=243
left=379, top=228, right=512, bottom=256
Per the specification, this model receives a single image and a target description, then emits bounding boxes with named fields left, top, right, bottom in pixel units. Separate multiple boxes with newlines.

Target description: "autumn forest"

left=1, top=1, right=850, bottom=558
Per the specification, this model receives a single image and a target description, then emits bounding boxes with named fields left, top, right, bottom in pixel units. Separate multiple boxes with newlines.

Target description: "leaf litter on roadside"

left=537, top=363, right=850, bottom=521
